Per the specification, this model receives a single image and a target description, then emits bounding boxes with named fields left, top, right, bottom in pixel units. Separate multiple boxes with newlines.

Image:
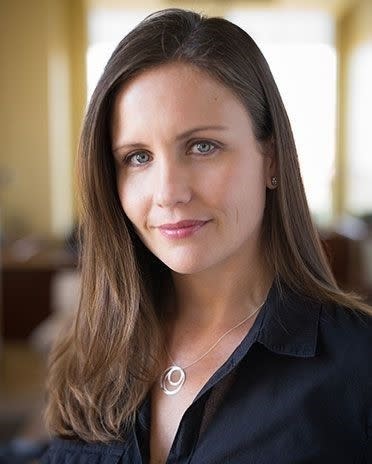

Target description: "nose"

left=154, top=156, right=192, bottom=208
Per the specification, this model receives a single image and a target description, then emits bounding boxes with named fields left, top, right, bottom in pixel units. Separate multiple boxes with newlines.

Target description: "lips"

left=157, top=220, right=210, bottom=239
left=158, top=220, right=208, bottom=230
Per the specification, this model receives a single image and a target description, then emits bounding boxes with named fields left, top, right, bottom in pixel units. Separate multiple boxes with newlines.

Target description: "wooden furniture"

left=321, top=231, right=372, bottom=303
left=1, top=241, right=76, bottom=340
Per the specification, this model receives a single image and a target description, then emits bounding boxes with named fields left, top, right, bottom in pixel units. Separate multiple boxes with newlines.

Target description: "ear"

left=263, top=139, right=278, bottom=190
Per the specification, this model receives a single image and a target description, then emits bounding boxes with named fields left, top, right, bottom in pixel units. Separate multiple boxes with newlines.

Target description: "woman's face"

left=111, top=62, right=275, bottom=275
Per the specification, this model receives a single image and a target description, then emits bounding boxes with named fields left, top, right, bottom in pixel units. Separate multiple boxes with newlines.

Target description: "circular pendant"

left=160, top=365, right=186, bottom=395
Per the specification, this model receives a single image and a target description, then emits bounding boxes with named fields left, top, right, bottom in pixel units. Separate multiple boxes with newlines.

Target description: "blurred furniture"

left=321, top=230, right=372, bottom=303
left=1, top=240, right=76, bottom=340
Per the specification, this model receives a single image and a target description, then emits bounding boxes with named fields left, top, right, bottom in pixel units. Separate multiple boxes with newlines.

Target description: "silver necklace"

left=159, top=299, right=266, bottom=395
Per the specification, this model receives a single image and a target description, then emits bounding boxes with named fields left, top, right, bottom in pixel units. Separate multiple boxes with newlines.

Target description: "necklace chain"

left=165, top=300, right=265, bottom=369
left=160, top=298, right=267, bottom=395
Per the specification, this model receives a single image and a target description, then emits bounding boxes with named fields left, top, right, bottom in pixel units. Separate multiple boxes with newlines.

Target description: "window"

left=346, top=43, right=372, bottom=216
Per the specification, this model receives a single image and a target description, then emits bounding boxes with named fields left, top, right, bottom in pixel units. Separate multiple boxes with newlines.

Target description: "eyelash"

left=122, top=140, right=220, bottom=167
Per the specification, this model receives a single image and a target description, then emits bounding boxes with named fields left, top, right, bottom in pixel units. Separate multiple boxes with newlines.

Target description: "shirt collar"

left=255, top=278, right=321, bottom=358
left=136, top=278, right=321, bottom=430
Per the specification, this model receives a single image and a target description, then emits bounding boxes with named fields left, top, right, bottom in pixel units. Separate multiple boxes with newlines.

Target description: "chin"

left=158, top=253, right=214, bottom=275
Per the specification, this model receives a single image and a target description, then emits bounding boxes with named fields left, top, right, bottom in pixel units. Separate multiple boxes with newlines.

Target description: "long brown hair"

left=44, top=8, right=372, bottom=443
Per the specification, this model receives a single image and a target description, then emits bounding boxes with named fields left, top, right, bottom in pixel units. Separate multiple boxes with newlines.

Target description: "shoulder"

left=318, top=301, right=372, bottom=375
left=317, top=302, right=372, bottom=438
left=40, top=437, right=131, bottom=464
left=319, top=300, right=372, bottom=344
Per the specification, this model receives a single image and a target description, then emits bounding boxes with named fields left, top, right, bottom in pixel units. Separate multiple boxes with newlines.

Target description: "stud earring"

left=271, top=176, right=278, bottom=187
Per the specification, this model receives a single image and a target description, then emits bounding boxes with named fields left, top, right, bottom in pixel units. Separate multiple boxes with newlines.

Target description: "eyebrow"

left=112, top=125, right=228, bottom=153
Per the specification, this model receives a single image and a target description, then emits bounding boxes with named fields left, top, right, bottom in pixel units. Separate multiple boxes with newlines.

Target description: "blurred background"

left=0, top=0, right=371, bottom=461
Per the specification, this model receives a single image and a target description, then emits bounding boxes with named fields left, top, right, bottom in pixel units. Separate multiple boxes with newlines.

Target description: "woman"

left=42, top=8, right=372, bottom=464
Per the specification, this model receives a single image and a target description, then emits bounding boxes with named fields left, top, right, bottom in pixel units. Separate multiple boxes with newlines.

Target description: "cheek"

left=223, top=163, right=266, bottom=222
left=116, top=171, right=128, bottom=209
left=116, top=171, right=145, bottom=226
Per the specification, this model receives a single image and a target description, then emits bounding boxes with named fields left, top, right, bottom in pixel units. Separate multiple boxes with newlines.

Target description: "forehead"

left=116, top=62, right=231, bottom=105
left=111, top=62, right=253, bottom=143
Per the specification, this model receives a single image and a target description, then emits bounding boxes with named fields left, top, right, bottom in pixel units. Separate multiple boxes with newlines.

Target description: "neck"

left=166, top=250, right=273, bottom=333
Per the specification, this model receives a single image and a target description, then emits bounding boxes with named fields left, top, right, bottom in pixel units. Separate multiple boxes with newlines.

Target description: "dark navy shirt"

left=41, top=281, right=372, bottom=463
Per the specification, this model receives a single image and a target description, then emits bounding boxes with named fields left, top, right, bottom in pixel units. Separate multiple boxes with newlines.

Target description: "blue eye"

left=191, top=141, right=217, bottom=154
left=125, top=152, right=150, bottom=166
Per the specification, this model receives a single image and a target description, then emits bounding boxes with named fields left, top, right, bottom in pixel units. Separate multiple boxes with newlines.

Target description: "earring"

left=271, top=176, right=278, bottom=187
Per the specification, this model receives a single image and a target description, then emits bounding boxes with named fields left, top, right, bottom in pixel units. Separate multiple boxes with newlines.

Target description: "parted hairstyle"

left=44, top=8, right=372, bottom=443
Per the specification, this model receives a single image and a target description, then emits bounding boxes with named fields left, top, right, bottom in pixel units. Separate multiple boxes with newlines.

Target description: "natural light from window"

left=346, top=42, right=372, bottom=216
